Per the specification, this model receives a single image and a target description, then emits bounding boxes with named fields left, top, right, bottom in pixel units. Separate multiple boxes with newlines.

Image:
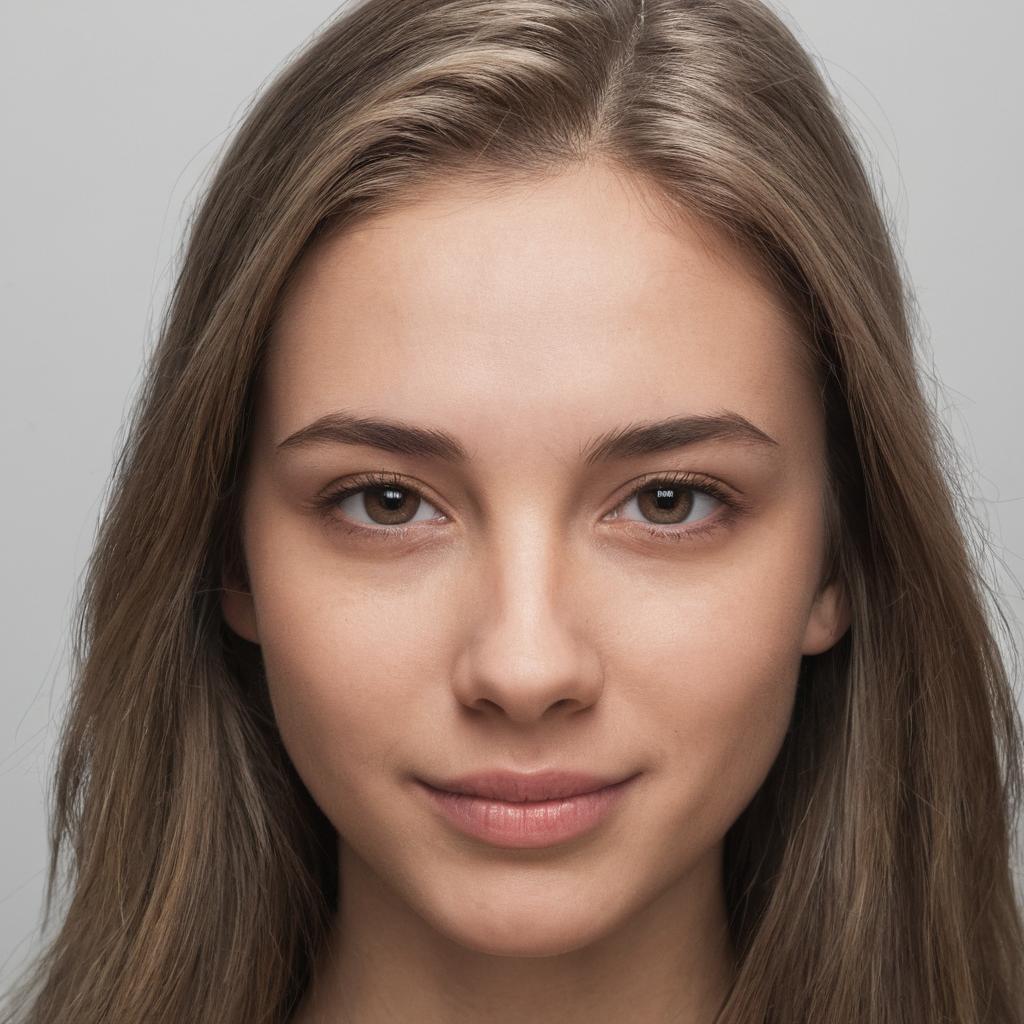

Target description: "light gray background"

left=2, top=0, right=1022, bottom=993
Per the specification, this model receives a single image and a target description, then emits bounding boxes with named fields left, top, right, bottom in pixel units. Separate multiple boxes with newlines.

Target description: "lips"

left=417, top=770, right=641, bottom=848
left=420, top=769, right=634, bottom=802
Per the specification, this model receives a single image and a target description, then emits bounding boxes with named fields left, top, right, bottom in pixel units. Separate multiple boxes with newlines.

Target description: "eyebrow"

left=276, top=409, right=779, bottom=465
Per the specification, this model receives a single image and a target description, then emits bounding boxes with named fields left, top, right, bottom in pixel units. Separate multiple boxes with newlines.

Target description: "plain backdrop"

left=2, top=0, right=1022, bottom=993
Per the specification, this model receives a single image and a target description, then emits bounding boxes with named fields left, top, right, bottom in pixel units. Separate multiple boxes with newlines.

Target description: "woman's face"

left=222, top=160, right=848, bottom=959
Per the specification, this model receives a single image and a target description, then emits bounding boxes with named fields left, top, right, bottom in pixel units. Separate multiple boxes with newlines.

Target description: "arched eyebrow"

left=275, top=409, right=779, bottom=465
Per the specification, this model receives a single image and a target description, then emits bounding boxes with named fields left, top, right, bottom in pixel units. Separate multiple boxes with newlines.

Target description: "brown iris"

left=360, top=484, right=421, bottom=525
left=635, top=484, right=694, bottom=524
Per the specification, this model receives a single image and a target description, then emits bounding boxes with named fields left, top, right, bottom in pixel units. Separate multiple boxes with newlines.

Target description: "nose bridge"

left=488, top=515, right=571, bottom=635
left=474, top=466, right=577, bottom=623
left=453, top=507, right=604, bottom=721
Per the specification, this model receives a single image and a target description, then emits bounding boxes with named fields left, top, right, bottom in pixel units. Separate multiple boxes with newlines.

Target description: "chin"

left=417, top=885, right=625, bottom=958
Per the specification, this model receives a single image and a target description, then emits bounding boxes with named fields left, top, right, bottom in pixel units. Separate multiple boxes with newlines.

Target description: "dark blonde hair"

left=4, top=1, right=1022, bottom=1021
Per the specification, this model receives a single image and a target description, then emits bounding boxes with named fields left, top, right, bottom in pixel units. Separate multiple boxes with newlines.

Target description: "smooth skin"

left=222, top=159, right=850, bottom=1024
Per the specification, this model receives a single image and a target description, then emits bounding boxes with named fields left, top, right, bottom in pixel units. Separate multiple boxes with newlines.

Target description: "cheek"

left=606, top=508, right=819, bottom=845
left=245, top=526, right=446, bottom=835
left=254, top=592, right=411, bottom=806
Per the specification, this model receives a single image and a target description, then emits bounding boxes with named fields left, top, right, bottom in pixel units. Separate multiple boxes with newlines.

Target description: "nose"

left=451, top=526, right=605, bottom=725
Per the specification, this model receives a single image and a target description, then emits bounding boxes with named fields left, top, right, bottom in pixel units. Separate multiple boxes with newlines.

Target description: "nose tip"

left=452, top=615, right=604, bottom=723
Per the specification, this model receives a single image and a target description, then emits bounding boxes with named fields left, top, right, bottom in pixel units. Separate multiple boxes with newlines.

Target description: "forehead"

left=258, top=162, right=817, bottom=454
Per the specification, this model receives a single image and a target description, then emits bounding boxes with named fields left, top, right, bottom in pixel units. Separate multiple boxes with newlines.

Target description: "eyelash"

left=313, top=470, right=749, bottom=546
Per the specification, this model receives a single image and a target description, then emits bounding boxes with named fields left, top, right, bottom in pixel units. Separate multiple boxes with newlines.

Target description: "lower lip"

left=417, top=776, right=639, bottom=849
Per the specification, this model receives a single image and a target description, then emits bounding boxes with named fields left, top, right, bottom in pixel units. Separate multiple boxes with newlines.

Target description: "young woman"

left=4, top=0, right=1022, bottom=1022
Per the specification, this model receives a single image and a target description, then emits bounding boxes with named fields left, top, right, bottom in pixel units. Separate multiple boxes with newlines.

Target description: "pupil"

left=655, top=487, right=676, bottom=509
left=380, top=486, right=405, bottom=511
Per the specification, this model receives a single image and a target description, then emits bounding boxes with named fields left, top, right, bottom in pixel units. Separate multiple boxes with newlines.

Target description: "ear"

left=220, top=565, right=261, bottom=645
left=801, top=578, right=851, bottom=655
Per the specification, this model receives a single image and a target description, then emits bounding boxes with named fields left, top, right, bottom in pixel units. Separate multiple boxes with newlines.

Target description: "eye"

left=313, top=470, right=745, bottom=544
left=604, top=472, right=741, bottom=543
left=317, top=472, right=445, bottom=538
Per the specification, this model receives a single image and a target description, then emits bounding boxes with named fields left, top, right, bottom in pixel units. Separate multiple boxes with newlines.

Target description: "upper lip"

left=420, top=770, right=637, bottom=802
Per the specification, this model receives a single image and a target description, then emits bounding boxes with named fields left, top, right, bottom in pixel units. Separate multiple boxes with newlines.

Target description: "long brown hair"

left=4, top=1, right=1022, bottom=1021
